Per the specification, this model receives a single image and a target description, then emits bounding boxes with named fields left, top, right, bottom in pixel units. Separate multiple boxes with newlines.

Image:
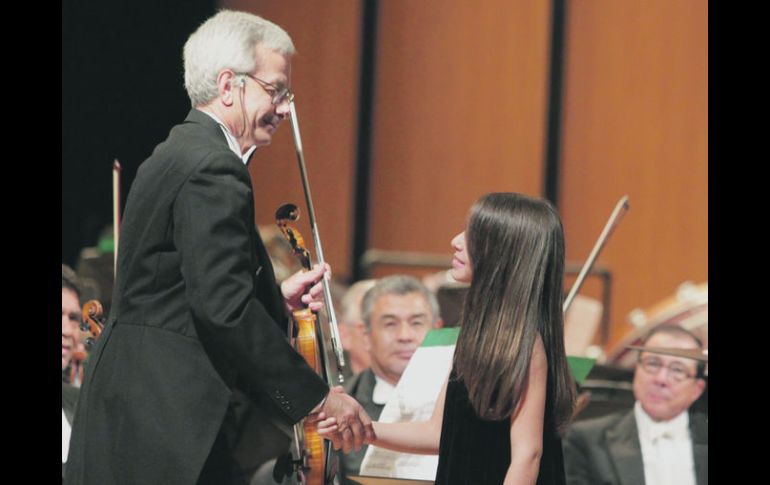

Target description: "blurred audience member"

left=62, top=264, right=82, bottom=383
left=563, top=324, right=707, bottom=485
left=62, top=264, right=82, bottom=478
left=338, top=275, right=443, bottom=483
left=338, top=279, right=377, bottom=379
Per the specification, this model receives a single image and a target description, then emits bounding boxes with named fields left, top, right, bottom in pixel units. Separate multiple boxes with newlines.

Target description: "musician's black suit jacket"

left=64, top=109, right=328, bottom=485
left=62, top=381, right=80, bottom=481
left=563, top=408, right=708, bottom=485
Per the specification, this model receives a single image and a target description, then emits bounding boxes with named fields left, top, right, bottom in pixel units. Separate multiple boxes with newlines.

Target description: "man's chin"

left=254, top=132, right=272, bottom=147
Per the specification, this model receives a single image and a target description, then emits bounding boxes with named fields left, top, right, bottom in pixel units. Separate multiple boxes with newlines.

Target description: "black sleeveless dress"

left=434, top=371, right=566, bottom=485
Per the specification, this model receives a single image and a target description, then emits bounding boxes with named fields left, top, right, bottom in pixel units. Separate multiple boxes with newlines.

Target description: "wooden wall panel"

left=560, top=0, right=708, bottom=350
left=369, top=0, right=552, bottom=266
left=224, top=0, right=362, bottom=279
left=210, top=2, right=707, bottom=358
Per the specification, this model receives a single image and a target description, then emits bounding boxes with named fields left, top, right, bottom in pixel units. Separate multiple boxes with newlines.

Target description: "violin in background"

left=69, top=300, right=105, bottom=385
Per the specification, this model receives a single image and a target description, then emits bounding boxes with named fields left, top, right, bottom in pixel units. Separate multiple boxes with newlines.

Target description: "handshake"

left=308, top=385, right=377, bottom=453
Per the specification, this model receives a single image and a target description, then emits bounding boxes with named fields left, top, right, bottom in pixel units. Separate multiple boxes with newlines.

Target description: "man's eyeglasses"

left=638, top=355, right=696, bottom=382
left=240, top=73, right=294, bottom=106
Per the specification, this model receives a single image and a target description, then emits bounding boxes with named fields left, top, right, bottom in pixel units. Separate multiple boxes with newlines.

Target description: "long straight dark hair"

left=453, top=193, right=575, bottom=434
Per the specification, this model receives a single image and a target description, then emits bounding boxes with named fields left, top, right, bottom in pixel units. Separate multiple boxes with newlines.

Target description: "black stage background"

left=62, top=0, right=217, bottom=266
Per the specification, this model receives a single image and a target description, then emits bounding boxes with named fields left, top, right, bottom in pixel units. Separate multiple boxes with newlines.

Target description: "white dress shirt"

left=372, top=374, right=397, bottom=406
left=634, top=401, right=696, bottom=485
left=62, top=408, right=72, bottom=463
left=199, top=109, right=257, bottom=165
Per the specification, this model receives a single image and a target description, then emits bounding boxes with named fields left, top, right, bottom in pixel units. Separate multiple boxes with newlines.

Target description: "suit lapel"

left=690, top=412, right=708, bottom=485
left=61, top=382, right=79, bottom=424
left=606, top=410, right=646, bottom=485
left=354, top=369, right=377, bottom=407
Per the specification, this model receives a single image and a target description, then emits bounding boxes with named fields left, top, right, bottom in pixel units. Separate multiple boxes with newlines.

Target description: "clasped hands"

left=306, top=386, right=377, bottom=453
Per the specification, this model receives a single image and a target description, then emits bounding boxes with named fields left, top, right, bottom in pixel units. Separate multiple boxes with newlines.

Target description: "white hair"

left=183, top=10, right=295, bottom=107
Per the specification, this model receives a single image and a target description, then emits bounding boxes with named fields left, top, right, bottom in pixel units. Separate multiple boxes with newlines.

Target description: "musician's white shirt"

left=62, top=408, right=72, bottom=463
left=199, top=109, right=257, bottom=164
left=372, top=374, right=396, bottom=406
left=634, top=401, right=696, bottom=485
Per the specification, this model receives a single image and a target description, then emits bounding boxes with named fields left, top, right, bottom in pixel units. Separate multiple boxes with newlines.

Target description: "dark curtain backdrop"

left=62, top=0, right=217, bottom=265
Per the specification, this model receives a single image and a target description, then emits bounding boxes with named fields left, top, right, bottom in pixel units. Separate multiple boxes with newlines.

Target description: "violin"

left=113, top=159, right=121, bottom=273
left=80, top=299, right=105, bottom=344
left=69, top=300, right=106, bottom=385
left=269, top=95, right=346, bottom=485
left=274, top=203, right=336, bottom=485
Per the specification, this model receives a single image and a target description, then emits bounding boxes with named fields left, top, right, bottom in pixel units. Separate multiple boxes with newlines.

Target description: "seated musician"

left=61, top=264, right=82, bottom=479
left=338, top=275, right=443, bottom=483
left=337, top=279, right=377, bottom=380
left=251, top=275, right=442, bottom=485
left=562, top=324, right=707, bottom=485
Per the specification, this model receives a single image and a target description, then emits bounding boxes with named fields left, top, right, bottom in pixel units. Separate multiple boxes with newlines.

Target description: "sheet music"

left=359, top=329, right=457, bottom=481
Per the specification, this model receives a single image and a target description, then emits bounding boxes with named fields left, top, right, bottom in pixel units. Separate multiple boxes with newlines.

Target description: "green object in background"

left=420, top=328, right=596, bottom=384
left=98, top=235, right=115, bottom=253
left=567, top=356, right=596, bottom=385
left=421, top=327, right=461, bottom=347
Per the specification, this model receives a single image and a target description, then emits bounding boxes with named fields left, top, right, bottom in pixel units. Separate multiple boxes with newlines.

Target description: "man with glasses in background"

left=65, top=10, right=374, bottom=485
left=62, top=264, right=82, bottom=480
left=563, top=325, right=708, bottom=485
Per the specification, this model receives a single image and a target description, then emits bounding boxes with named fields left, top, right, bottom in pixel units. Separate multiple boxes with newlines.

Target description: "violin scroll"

left=276, top=203, right=312, bottom=271
left=80, top=299, right=105, bottom=350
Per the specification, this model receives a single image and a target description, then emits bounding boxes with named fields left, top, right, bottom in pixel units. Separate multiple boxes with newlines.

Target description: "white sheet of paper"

left=62, top=408, right=71, bottom=463
left=359, top=334, right=456, bottom=480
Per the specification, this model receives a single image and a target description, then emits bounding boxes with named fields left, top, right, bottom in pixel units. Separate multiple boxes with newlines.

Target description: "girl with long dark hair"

left=320, top=192, right=576, bottom=484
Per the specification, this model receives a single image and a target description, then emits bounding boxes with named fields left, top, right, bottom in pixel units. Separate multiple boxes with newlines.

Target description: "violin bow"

left=287, top=98, right=346, bottom=384
left=113, top=159, right=122, bottom=274
left=562, top=195, right=630, bottom=315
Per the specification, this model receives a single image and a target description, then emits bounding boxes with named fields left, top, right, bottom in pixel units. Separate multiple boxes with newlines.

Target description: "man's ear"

left=216, top=70, right=239, bottom=106
left=434, top=318, right=444, bottom=329
left=691, top=378, right=707, bottom=403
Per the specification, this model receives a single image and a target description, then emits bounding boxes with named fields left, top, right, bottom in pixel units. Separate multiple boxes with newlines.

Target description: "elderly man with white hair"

left=65, top=11, right=374, bottom=485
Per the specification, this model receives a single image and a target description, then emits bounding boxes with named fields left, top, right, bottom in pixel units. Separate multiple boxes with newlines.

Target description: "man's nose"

left=651, top=366, right=671, bottom=384
left=397, top=322, right=416, bottom=341
left=275, top=100, right=291, bottom=117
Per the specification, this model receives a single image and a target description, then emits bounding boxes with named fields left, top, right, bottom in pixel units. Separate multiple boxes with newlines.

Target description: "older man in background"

left=563, top=325, right=707, bottom=485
